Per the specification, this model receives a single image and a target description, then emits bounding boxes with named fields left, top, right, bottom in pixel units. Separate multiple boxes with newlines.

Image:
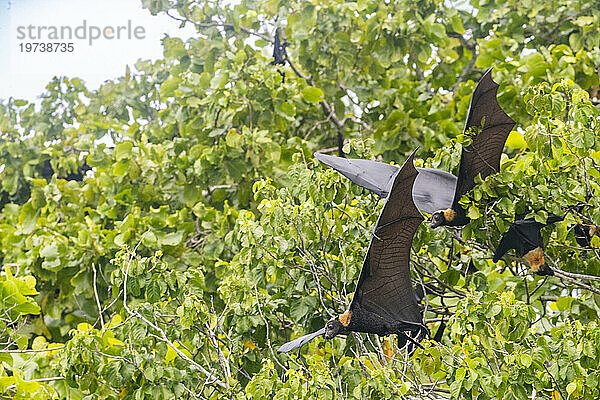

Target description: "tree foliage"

left=1, top=0, right=600, bottom=398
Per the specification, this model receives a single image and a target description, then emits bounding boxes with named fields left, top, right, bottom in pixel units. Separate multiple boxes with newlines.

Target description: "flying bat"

left=314, top=152, right=457, bottom=215
left=313, top=68, right=515, bottom=225
left=430, top=68, right=516, bottom=228
left=279, top=151, right=426, bottom=353
left=492, top=214, right=564, bottom=276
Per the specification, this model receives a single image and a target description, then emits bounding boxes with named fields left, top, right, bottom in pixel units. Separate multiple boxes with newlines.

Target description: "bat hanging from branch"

left=278, top=150, right=427, bottom=353
left=270, top=28, right=287, bottom=83
left=493, top=212, right=565, bottom=276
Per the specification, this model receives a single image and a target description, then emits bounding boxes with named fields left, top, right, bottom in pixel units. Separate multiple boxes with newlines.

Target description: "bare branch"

left=121, top=233, right=228, bottom=389
left=0, top=346, right=64, bottom=353
left=165, top=11, right=272, bottom=43
left=92, top=263, right=105, bottom=331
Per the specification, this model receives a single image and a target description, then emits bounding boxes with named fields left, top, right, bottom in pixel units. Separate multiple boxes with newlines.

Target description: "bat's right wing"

left=452, top=68, right=516, bottom=207
left=278, top=327, right=325, bottom=353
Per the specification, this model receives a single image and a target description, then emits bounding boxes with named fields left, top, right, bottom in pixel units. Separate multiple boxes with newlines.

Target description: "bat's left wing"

left=277, top=327, right=325, bottom=353
left=492, top=224, right=521, bottom=261
left=414, top=167, right=457, bottom=214
left=350, top=151, right=423, bottom=324
left=314, top=153, right=398, bottom=197
left=452, top=68, right=516, bottom=207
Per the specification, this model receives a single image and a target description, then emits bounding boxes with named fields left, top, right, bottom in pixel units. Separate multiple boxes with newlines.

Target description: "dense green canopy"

left=1, top=0, right=600, bottom=398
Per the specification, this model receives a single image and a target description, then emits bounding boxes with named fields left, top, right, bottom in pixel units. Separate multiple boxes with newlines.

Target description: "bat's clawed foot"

left=534, top=264, right=554, bottom=276
left=397, top=332, right=425, bottom=352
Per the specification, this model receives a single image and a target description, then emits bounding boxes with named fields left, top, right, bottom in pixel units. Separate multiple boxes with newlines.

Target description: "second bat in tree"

left=493, top=213, right=564, bottom=276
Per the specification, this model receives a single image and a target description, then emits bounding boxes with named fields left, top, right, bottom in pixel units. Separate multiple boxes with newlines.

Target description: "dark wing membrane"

left=493, top=214, right=563, bottom=261
left=414, top=167, right=457, bottom=214
left=495, top=219, right=544, bottom=260
left=314, top=153, right=457, bottom=213
left=314, top=153, right=398, bottom=197
left=278, top=327, right=325, bottom=353
left=575, top=224, right=592, bottom=247
left=492, top=225, right=519, bottom=261
left=546, top=214, right=565, bottom=225
left=350, top=151, right=423, bottom=324
left=512, top=215, right=563, bottom=251
left=452, top=68, right=516, bottom=206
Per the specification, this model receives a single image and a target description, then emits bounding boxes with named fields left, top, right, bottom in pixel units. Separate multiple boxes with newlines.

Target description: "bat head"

left=430, top=210, right=449, bottom=228
left=324, top=318, right=344, bottom=339
left=525, top=247, right=550, bottom=275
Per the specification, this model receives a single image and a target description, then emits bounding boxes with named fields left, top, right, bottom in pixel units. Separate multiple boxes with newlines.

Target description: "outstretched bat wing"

left=277, top=327, right=325, bottom=353
left=314, top=153, right=398, bottom=197
left=452, top=68, right=516, bottom=207
left=350, top=151, right=423, bottom=324
left=314, top=153, right=457, bottom=213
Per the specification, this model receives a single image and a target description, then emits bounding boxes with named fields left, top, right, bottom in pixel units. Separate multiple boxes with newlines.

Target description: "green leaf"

left=161, top=76, right=179, bottom=97
left=115, top=141, right=134, bottom=161
left=146, top=280, right=161, bottom=303
left=40, top=243, right=59, bottom=259
left=556, top=296, right=573, bottom=311
left=506, top=131, right=527, bottom=149
left=429, top=23, right=446, bottom=39
left=451, top=15, right=465, bottom=34
left=449, top=380, right=462, bottom=398
left=574, top=16, right=595, bottom=26
left=302, top=87, right=324, bottom=103
left=226, top=129, right=244, bottom=147
left=467, top=205, right=481, bottom=219
left=158, top=231, right=183, bottom=246
left=519, top=354, right=532, bottom=368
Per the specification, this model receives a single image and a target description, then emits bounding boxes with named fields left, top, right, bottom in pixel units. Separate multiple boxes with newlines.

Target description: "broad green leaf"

left=302, top=87, right=324, bottom=103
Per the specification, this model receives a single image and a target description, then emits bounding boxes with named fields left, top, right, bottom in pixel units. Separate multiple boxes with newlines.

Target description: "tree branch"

left=165, top=11, right=273, bottom=43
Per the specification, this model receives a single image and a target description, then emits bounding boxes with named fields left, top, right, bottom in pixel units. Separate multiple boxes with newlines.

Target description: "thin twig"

left=254, top=286, right=287, bottom=370
left=121, top=233, right=228, bottom=389
left=0, top=346, right=64, bottom=353
left=165, top=11, right=272, bottom=42
left=92, top=263, right=105, bottom=331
